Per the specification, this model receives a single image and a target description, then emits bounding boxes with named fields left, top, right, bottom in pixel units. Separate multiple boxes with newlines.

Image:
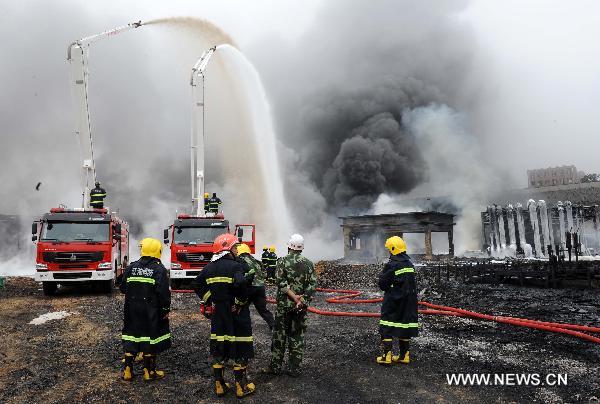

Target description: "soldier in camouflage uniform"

left=265, top=234, right=317, bottom=377
left=233, top=243, right=274, bottom=330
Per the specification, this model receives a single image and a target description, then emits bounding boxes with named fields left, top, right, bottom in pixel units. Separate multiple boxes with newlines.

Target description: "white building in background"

left=527, top=165, right=585, bottom=188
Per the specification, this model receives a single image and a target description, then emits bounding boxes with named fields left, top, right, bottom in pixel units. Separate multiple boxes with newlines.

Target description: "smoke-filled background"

left=1, top=0, right=600, bottom=273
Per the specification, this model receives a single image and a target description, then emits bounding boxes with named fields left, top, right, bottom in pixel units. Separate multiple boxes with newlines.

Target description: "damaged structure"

left=340, top=212, right=455, bottom=262
left=481, top=201, right=600, bottom=258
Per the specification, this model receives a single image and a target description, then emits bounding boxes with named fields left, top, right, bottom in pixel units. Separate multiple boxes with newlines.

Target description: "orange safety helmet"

left=213, top=233, right=239, bottom=254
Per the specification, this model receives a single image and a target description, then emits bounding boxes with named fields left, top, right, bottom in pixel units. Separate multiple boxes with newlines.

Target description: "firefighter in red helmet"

left=193, top=233, right=255, bottom=398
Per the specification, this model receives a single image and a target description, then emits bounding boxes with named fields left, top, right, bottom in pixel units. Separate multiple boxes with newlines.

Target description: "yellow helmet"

left=140, top=237, right=162, bottom=259
left=262, top=245, right=268, bottom=250
left=385, top=236, right=406, bottom=255
left=236, top=243, right=251, bottom=255
left=269, top=245, right=276, bottom=252
left=204, top=192, right=209, bottom=197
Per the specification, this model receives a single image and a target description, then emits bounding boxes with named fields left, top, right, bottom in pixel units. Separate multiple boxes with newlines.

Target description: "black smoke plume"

left=253, top=0, right=483, bottom=221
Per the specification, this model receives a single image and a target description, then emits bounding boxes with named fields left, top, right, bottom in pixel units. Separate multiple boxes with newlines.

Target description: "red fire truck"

left=30, top=22, right=142, bottom=295
left=164, top=215, right=254, bottom=289
left=32, top=208, right=129, bottom=295
left=163, top=47, right=257, bottom=289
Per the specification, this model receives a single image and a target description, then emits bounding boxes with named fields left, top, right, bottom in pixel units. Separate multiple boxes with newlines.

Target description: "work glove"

left=231, top=298, right=247, bottom=314
left=200, top=302, right=214, bottom=319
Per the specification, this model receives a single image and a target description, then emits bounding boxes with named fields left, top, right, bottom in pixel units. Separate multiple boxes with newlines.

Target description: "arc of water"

left=215, top=44, right=293, bottom=241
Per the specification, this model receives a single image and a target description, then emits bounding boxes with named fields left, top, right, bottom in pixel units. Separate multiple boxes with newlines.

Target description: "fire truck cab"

left=32, top=208, right=129, bottom=295
left=164, top=214, right=255, bottom=289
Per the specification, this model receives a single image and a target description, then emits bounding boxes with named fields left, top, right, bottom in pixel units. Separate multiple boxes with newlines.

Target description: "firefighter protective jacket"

left=89, top=186, right=106, bottom=207
left=208, top=196, right=222, bottom=213
left=378, top=252, right=419, bottom=338
left=265, top=251, right=277, bottom=272
left=194, top=254, right=253, bottom=362
left=120, top=256, right=171, bottom=353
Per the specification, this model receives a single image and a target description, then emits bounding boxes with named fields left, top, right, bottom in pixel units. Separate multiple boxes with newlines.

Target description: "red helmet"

left=213, top=233, right=239, bottom=254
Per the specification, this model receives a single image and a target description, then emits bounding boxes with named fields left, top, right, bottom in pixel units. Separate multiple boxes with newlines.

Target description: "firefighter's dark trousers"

left=247, top=285, right=274, bottom=330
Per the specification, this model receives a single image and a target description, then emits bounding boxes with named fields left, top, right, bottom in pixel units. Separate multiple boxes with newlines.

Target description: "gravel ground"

left=1, top=261, right=599, bottom=403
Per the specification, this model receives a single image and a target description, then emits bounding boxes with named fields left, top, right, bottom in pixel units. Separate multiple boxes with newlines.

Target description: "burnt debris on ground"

left=0, top=261, right=599, bottom=403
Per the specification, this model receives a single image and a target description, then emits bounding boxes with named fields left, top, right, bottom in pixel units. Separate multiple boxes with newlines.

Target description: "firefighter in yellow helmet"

left=377, top=236, right=418, bottom=365
left=261, top=246, right=269, bottom=279
left=266, top=245, right=277, bottom=281
left=204, top=192, right=210, bottom=214
left=120, top=238, right=171, bottom=381
left=233, top=243, right=274, bottom=330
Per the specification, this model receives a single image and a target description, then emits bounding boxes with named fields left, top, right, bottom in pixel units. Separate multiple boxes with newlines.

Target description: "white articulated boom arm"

left=190, top=46, right=217, bottom=216
left=67, top=21, right=143, bottom=209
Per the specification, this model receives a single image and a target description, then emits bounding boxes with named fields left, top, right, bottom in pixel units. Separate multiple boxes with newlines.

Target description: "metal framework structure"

left=66, top=21, right=142, bottom=208
left=190, top=46, right=217, bottom=216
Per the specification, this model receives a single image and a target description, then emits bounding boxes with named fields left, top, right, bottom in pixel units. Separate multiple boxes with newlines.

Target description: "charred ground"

left=0, top=261, right=598, bottom=403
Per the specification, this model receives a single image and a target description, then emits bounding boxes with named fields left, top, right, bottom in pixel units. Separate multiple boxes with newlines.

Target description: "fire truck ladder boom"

left=66, top=20, right=143, bottom=209
left=190, top=46, right=217, bottom=217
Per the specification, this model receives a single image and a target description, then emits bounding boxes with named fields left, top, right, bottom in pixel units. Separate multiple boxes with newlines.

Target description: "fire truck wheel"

left=170, top=279, right=182, bottom=290
left=100, top=279, right=114, bottom=294
left=42, top=282, right=57, bottom=296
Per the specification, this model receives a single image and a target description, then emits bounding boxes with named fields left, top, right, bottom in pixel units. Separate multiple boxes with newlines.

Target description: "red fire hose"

left=172, top=287, right=600, bottom=344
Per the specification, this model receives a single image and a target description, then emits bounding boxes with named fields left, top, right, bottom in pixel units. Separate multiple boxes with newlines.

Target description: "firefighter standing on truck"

left=90, top=181, right=106, bottom=209
left=265, top=234, right=316, bottom=377
left=377, top=236, right=418, bottom=365
left=203, top=192, right=210, bottom=214
left=193, top=234, right=255, bottom=398
left=120, top=238, right=171, bottom=381
left=208, top=192, right=222, bottom=214
left=234, top=243, right=274, bottom=330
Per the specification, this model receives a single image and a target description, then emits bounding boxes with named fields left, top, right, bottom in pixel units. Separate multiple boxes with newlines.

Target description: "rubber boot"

left=376, top=339, right=393, bottom=365
left=122, top=352, right=134, bottom=381
left=393, top=339, right=410, bottom=364
left=121, top=351, right=143, bottom=364
left=212, top=364, right=231, bottom=397
left=234, top=364, right=256, bottom=398
left=142, top=354, right=165, bottom=381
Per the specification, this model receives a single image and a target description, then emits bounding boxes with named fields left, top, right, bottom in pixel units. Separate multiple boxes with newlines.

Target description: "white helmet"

left=287, top=234, right=304, bottom=251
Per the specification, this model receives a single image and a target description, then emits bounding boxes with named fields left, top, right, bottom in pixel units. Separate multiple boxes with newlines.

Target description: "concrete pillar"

left=448, top=228, right=454, bottom=257
left=342, top=226, right=351, bottom=260
left=424, top=230, right=433, bottom=259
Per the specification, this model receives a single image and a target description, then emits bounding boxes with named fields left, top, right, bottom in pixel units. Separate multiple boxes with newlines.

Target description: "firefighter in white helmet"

left=265, top=234, right=317, bottom=377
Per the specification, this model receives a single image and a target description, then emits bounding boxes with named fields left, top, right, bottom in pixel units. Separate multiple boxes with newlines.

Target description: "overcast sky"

left=463, top=1, right=600, bottom=180
left=1, top=0, right=599, bottom=210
